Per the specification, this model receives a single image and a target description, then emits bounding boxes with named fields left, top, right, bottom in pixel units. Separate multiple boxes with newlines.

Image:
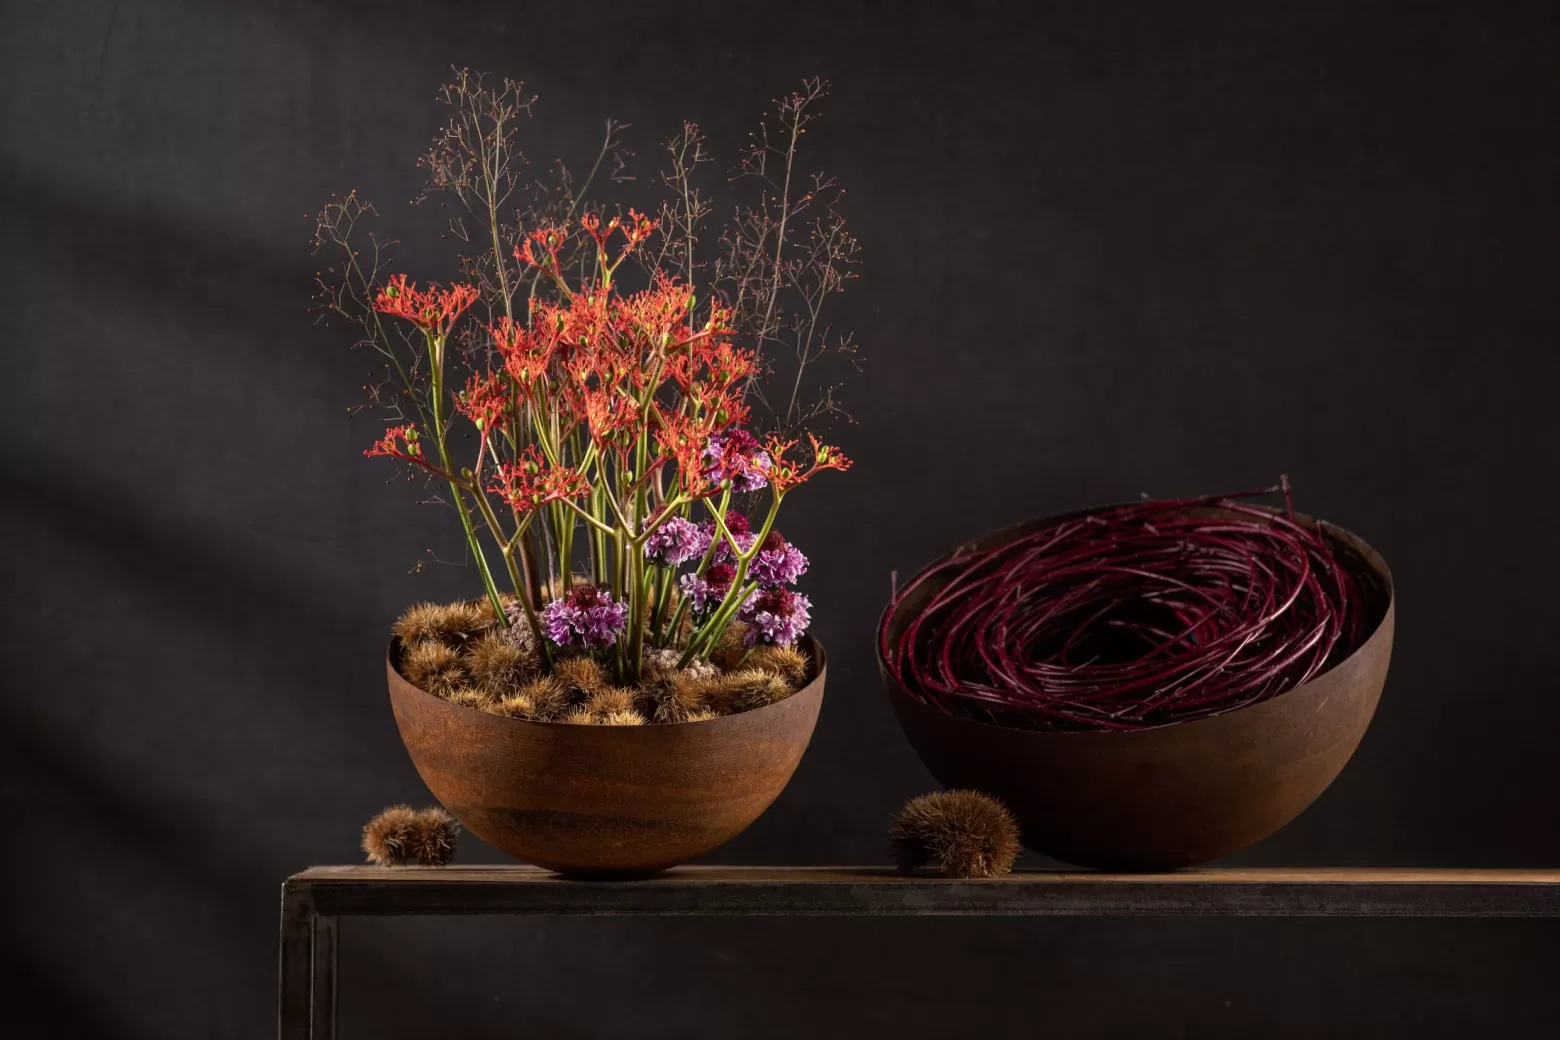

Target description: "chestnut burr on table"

left=278, top=865, right=1560, bottom=1039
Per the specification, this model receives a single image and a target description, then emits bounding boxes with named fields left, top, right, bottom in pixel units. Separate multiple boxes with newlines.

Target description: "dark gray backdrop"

left=5, top=1, right=1559, bottom=1036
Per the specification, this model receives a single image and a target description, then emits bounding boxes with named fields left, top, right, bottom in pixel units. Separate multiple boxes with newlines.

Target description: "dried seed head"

left=721, top=669, right=795, bottom=714
left=362, top=805, right=419, bottom=867
left=585, top=687, right=636, bottom=717
left=709, top=620, right=749, bottom=671
left=493, top=692, right=537, bottom=718
left=651, top=671, right=710, bottom=724
left=890, top=790, right=1020, bottom=879
left=446, top=686, right=495, bottom=711
left=597, top=708, right=647, bottom=726
left=683, top=708, right=720, bottom=723
left=745, top=644, right=809, bottom=688
left=554, top=655, right=608, bottom=699
left=475, top=593, right=517, bottom=627
left=516, top=676, right=569, bottom=720
left=393, top=600, right=491, bottom=647
left=465, top=630, right=535, bottom=690
left=410, top=807, right=459, bottom=866
left=401, top=640, right=466, bottom=696
left=560, top=706, right=597, bottom=726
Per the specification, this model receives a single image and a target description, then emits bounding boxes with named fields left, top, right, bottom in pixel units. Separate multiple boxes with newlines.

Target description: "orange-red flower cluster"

left=516, top=225, right=569, bottom=272
left=580, top=209, right=656, bottom=269
left=372, top=274, right=478, bottom=337
left=656, top=413, right=720, bottom=497
left=487, top=446, right=590, bottom=512
left=458, top=371, right=509, bottom=432
left=364, top=424, right=423, bottom=462
left=364, top=213, right=847, bottom=520
left=764, top=433, right=853, bottom=493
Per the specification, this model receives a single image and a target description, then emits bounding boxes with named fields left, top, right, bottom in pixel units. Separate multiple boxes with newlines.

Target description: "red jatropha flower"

left=581, top=208, right=657, bottom=269
left=764, top=433, right=853, bottom=493
left=490, top=316, right=553, bottom=386
left=373, top=275, right=479, bottom=337
left=701, top=341, right=756, bottom=390
left=515, top=225, right=569, bottom=272
left=655, top=413, right=720, bottom=498
left=488, top=445, right=590, bottom=512
left=364, top=424, right=423, bottom=461
left=581, top=387, right=641, bottom=442
left=665, top=315, right=751, bottom=392
left=458, top=371, right=509, bottom=432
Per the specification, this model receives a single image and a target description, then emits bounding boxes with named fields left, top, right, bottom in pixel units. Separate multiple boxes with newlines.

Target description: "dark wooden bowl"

left=388, top=636, right=826, bottom=876
left=878, top=507, right=1394, bottom=870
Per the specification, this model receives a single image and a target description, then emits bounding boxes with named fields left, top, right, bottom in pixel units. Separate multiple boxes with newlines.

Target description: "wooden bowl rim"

left=876, top=502, right=1394, bottom=740
left=389, top=632, right=827, bottom=733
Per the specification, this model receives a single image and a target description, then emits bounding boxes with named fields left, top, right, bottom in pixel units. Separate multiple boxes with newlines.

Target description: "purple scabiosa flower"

left=740, top=587, right=812, bottom=647
left=679, top=562, right=737, bottom=616
left=541, top=601, right=583, bottom=645
left=705, top=429, right=772, bottom=492
left=540, top=584, right=629, bottom=649
left=748, top=531, right=809, bottom=588
left=702, top=510, right=756, bottom=563
left=643, top=515, right=709, bottom=567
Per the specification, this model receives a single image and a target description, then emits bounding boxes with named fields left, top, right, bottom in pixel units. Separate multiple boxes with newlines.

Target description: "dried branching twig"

left=646, top=122, right=714, bottom=326
left=713, top=79, right=862, bottom=435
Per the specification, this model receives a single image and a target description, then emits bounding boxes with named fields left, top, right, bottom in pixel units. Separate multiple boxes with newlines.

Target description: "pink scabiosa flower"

left=702, top=510, right=756, bottom=563
left=705, top=429, right=772, bottom=492
left=540, top=584, right=628, bottom=649
left=643, top=516, right=710, bottom=567
left=748, top=531, right=809, bottom=588
left=679, top=562, right=737, bottom=616
left=740, top=587, right=812, bottom=647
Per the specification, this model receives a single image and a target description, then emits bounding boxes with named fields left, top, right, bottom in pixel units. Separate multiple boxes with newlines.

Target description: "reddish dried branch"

left=880, top=485, right=1373, bottom=732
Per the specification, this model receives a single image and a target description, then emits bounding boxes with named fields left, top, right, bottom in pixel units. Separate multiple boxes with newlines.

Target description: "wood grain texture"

left=286, top=866, right=1560, bottom=918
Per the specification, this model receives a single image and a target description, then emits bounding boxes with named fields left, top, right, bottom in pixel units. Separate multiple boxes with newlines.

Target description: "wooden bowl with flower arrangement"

left=313, top=72, right=857, bottom=876
left=387, top=598, right=825, bottom=876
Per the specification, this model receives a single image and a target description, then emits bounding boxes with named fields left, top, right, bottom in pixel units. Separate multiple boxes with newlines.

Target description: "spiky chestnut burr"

left=362, top=805, right=419, bottom=866
left=890, top=791, right=1020, bottom=879
left=410, top=807, right=459, bottom=866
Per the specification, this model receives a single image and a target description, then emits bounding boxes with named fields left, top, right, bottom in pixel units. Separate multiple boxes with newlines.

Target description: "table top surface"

left=292, top=865, right=1560, bottom=884
left=282, top=866, right=1560, bottom=918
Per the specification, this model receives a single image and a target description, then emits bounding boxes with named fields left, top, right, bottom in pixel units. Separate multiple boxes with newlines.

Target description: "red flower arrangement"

left=314, top=69, right=857, bottom=686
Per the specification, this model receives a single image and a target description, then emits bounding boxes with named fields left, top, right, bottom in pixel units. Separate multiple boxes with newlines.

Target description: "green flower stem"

left=467, top=487, right=551, bottom=669
left=649, top=564, right=676, bottom=647
left=557, top=497, right=616, bottom=537
left=685, top=580, right=759, bottom=665
left=624, top=543, right=649, bottom=683
left=592, top=478, right=610, bottom=583
left=681, top=490, right=784, bottom=665
left=553, top=499, right=572, bottom=585
left=588, top=485, right=606, bottom=584
left=663, top=598, right=691, bottom=651
left=662, top=487, right=731, bottom=660
left=427, top=333, right=506, bottom=624
left=690, top=488, right=731, bottom=576
left=609, top=525, right=627, bottom=682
